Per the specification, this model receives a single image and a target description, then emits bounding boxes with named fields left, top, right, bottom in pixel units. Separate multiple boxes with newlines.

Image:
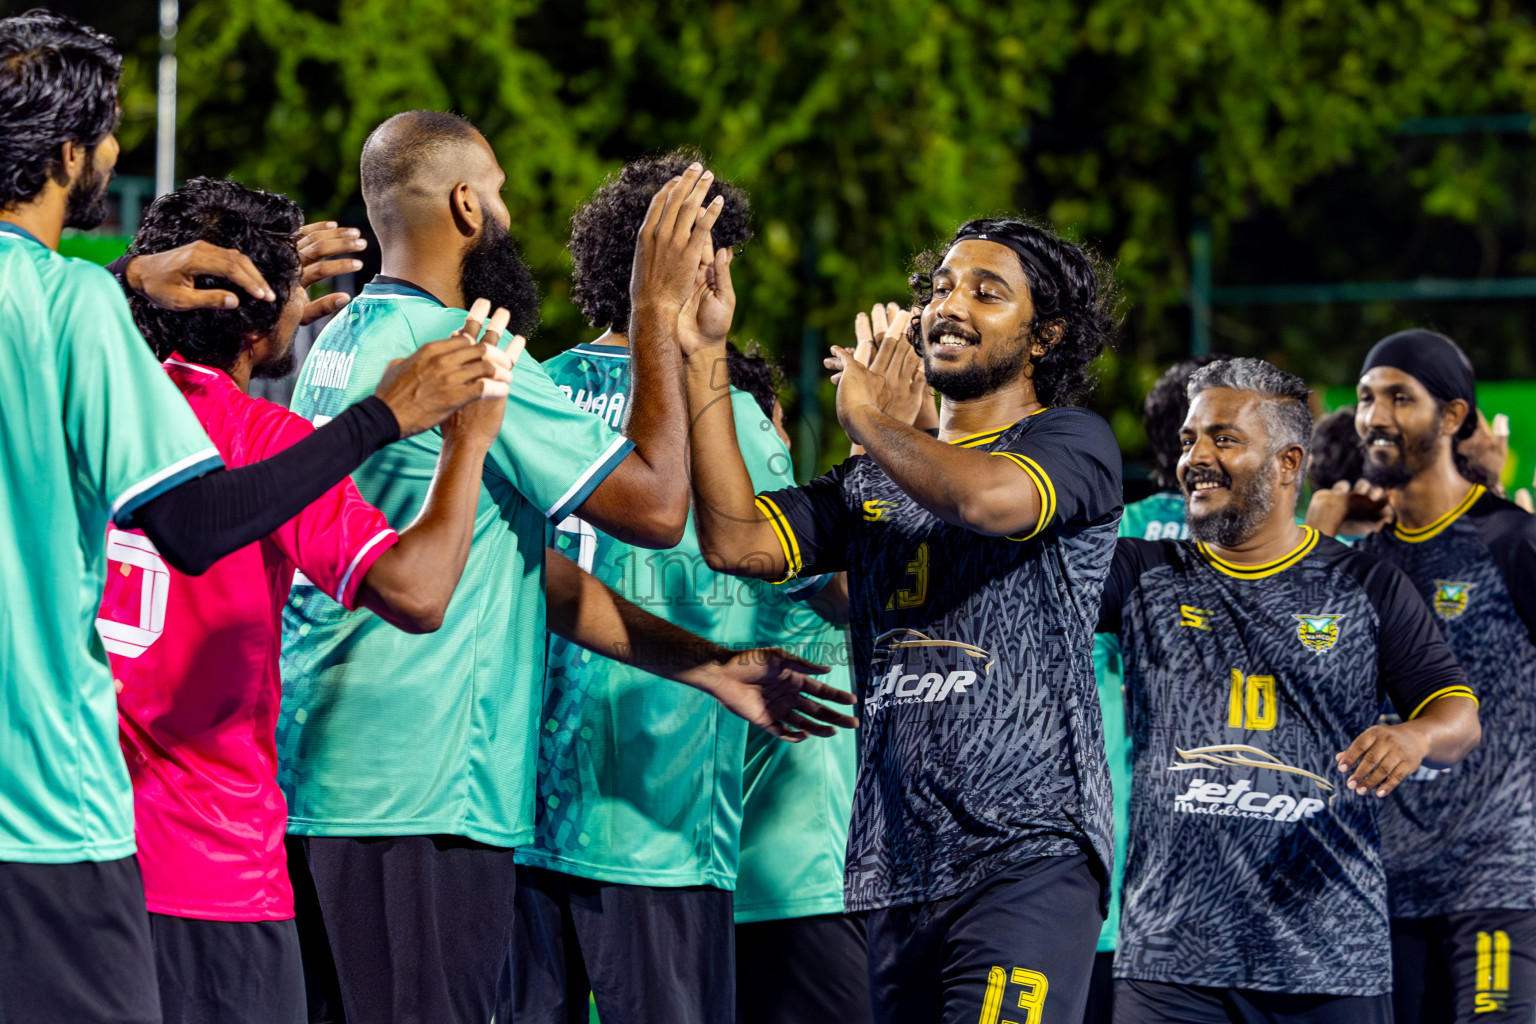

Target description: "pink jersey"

left=98, top=357, right=397, bottom=921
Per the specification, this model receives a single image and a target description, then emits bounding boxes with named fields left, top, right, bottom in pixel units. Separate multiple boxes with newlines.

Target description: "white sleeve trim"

left=543, top=435, right=632, bottom=520
left=110, top=446, right=223, bottom=518
left=335, top=529, right=397, bottom=603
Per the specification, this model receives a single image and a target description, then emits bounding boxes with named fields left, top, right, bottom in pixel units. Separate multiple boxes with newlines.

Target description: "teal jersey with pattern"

left=517, top=343, right=800, bottom=888
left=1093, top=490, right=1185, bottom=950
left=0, top=224, right=222, bottom=863
left=734, top=574, right=856, bottom=922
left=277, top=283, right=632, bottom=846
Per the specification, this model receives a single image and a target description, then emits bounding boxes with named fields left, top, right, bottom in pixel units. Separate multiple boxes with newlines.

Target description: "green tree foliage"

left=107, top=0, right=1536, bottom=475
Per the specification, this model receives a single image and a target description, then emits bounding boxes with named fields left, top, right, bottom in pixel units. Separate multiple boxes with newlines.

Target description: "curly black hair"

left=906, top=216, right=1118, bottom=407
left=0, top=9, right=121, bottom=210
left=725, top=340, right=785, bottom=421
left=1308, top=407, right=1365, bottom=491
left=568, top=149, right=753, bottom=332
left=127, top=177, right=303, bottom=369
left=1144, top=354, right=1227, bottom=490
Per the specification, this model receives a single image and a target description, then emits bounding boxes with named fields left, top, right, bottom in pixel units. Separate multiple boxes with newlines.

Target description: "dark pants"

left=1083, top=951, right=1114, bottom=1024
left=0, top=856, right=160, bottom=1024
left=149, top=913, right=305, bottom=1024
left=1391, top=909, right=1536, bottom=1024
left=503, top=863, right=735, bottom=1024
left=1112, top=979, right=1392, bottom=1023
left=294, top=834, right=519, bottom=1024
left=736, top=912, right=872, bottom=1024
left=863, top=853, right=1103, bottom=1024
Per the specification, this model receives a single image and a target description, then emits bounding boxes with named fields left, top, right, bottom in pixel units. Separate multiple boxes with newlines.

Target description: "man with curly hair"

left=508, top=151, right=855, bottom=1024
left=682, top=218, right=1125, bottom=1022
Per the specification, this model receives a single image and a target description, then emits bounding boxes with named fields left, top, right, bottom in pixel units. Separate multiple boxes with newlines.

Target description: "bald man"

left=276, top=112, right=706, bottom=1023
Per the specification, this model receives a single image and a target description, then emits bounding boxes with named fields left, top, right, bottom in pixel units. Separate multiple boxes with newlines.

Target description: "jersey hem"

left=545, top=436, right=634, bottom=522
left=1390, top=898, right=1536, bottom=918
left=733, top=893, right=845, bottom=923
left=1110, top=967, right=1389, bottom=999
left=844, top=842, right=1094, bottom=913
left=144, top=897, right=295, bottom=922
left=111, top=449, right=225, bottom=525
left=283, top=818, right=530, bottom=849
left=513, top=849, right=734, bottom=890
left=0, top=837, right=137, bottom=863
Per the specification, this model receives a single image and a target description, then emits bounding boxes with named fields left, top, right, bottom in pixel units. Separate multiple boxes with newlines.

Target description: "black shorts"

left=1391, top=909, right=1536, bottom=1024
left=149, top=913, right=304, bottom=1024
left=736, top=912, right=872, bottom=1024
left=1112, top=979, right=1391, bottom=1024
left=0, top=856, right=160, bottom=1024
left=863, top=852, right=1103, bottom=1024
left=1083, top=951, right=1114, bottom=1024
left=293, top=833, right=518, bottom=1024
left=501, top=863, right=735, bottom=1024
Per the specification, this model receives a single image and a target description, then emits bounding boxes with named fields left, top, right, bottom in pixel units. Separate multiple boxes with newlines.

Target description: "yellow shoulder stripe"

left=1409, top=685, right=1479, bottom=720
left=992, top=451, right=1056, bottom=541
left=1393, top=485, right=1485, bottom=544
left=948, top=422, right=1019, bottom=448
left=753, top=494, right=803, bottom=583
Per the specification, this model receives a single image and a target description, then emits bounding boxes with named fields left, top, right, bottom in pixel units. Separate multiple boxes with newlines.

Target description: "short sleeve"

left=756, top=460, right=856, bottom=581
left=1484, top=511, right=1536, bottom=643
left=485, top=354, right=635, bottom=522
left=255, top=408, right=398, bottom=610
left=1097, top=538, right=1154, bottom=635
left=992, top=407, right=1122, bottom=541
left=1360, top=556, right=1474, bottom=719
left=56, top=264, right=223, bottom=525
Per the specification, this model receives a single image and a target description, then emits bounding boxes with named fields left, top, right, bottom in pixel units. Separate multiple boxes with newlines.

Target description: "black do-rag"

left=1360, top=329, right=1477, bottom=436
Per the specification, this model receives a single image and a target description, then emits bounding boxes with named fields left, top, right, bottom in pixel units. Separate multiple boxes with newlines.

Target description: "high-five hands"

left=440, top=299, right=526, bottom=450
left=373, top=297, right=519, bottom=438
left=629, top=162, right=726, bottom=327
left=697, top=647, right=858, bottom=742
left=828, top=303, right=931, bottom=444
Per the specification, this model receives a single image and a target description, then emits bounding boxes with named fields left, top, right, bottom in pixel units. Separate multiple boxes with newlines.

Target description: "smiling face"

left=1354, top=366, right=1461, bottom=489
left=1178, top=387, right=1299, bottom=547
left=917, top=240, right=1047, bottom=402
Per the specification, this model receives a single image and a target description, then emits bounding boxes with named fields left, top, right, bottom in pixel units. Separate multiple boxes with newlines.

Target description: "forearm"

left=849, top=406, right=1041, bottom=536
left=621, top=302, right=691, bottom=515
left=132, top=398, right=399, bottom=575
left=1401, top=695, right=1481, bottom=768
left=355, top=437, right=488, bottom=632
left=683, top=350, right=787, bottom=578
left=544, top=548, right=729, bottom=683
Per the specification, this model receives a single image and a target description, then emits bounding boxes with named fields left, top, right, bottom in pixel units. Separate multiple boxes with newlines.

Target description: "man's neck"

left=377, top=237, right=463, bottom=309
left=589, top=328, right=627, bottom=349
left=935, top=379, right=1042, bottom=442
left=0, top=189, right=67, bottom=251
left=1388, top=450, right=1476, bottom=532
left=1202, top=495, right=1308, bottom=567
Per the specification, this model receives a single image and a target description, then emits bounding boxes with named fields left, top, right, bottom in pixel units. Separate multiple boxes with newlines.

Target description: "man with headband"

left=680, top=216, right=1123, bottom=1022
left=1315, top=329, right=1536, bottom=1023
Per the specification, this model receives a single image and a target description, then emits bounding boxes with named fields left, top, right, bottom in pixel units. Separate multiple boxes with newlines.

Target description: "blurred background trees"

left=29, top=0, right=1536, bottom=480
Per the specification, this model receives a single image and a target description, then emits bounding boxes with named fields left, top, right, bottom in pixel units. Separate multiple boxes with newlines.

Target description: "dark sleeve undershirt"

left=106, top=255, right=132, bottom=294
left=127, top=397, right=400, bottom=575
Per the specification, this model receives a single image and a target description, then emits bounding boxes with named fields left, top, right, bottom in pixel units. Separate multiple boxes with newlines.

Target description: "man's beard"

left=922, top=322, right=1030, bottom=402
left=252, top=338, right=297, bottom=380
left=1185, top=459, right=1278, bottom=547
left=63, top=155, right=112, bottom=230
left=459, top=216, right=540, bottom=338
left=1360, top=427, right=1437, bottom=489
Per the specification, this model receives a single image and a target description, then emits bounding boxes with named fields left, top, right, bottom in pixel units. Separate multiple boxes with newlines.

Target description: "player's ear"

left=449, top=181, right=481, bottom=238
left=1440, top=397, right=1470, bottom=438
left=1276, top=443, right=1307, bottom=486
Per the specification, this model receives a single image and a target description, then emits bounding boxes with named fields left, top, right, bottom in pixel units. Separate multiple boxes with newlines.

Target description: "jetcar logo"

left=865, top=629, right=993, bottom=713
left=1168, top=744, right=1335, bottom=823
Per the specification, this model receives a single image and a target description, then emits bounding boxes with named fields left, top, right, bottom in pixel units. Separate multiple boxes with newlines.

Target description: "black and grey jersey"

left=1359, top=486, right=1536, bottom=917
left=1098, top=530, right=1468, bottom=996
left=757, top=406, right=1122, bottom=913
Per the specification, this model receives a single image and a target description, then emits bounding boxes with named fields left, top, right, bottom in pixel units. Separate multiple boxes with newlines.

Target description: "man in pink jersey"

left=97, top=177, right=520, bottom=1024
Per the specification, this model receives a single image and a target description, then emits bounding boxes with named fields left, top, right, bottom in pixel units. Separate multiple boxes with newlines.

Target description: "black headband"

left=951, top=233, right=1052, bottom=302
left=1360, top=330, right=1476, bottom=433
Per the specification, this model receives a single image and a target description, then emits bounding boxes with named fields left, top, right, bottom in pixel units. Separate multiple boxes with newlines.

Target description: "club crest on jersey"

left=1292, top=613, right=1345, bottom=653
left=1432, top=580, right=1475, bottom=619
left=865, top=629, right=993, bottom=714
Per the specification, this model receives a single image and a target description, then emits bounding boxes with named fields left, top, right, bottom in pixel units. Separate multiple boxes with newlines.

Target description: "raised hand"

left=295, top=220, right=369, bottom=324
left=628, top=162, right=726, bottom=321
left=372, top=298, right=515, bottom=438
left=124, top=240, right=276, bottom=311
left=678, top=245, right=736, bottom=357
left=702, top=647, right=858, bottom=741
left=440, top=299, right=525, bottom=451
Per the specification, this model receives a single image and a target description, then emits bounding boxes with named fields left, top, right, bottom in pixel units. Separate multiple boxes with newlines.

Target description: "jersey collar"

left=1391, top=484, right=1485, bottom=544
left=1197, top=526, right=1320, bottom=580
left=943, top=407, right=1051, bottom=449
left=570, top=343, right=630, bottom=359
left=0, top=222, right=45, bottom=248
left=361, top=276, right=448, bottom=307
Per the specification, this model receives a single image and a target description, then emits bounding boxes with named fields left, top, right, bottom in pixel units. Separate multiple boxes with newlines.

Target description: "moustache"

left=1363, top=430, right=1403, bottom=453
left=1183, top=469, right=1232, bottom=494
left=926, top=322, right=980, bottom=347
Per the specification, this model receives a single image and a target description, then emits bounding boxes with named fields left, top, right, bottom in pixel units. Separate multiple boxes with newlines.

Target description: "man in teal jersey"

left=1083, top=356, right=1217, bottom=1024
left=507, top=151, right=839, bottom=1024
left=0, top=17, right=510, bottom=1023
left=278, top=123, right=852, bottom=1024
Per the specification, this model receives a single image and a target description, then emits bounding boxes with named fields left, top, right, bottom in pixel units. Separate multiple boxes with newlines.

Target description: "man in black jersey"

left=1314, top=329, right=1536, bottom=1024
left=1101, top=357, right=1481, bottom=1024
left=683, top=217, right=1123, bottom=1023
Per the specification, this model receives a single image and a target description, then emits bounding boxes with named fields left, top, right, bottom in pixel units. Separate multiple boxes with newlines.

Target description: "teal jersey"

left=277, top=282, right=633, bottom=847
left=1093, top=489, right=1186, bottom=950
left=517, top=343, right=796, bottom=888
left=0, top=224, right=222, bottom=863
left=734, top=577, right=856, bottom=922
